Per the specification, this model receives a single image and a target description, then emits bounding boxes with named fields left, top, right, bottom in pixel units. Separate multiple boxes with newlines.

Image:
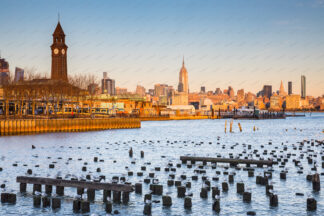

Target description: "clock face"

left=54, top=48, right=59, bottom=54
left=61, top=49, right=65, bottom=55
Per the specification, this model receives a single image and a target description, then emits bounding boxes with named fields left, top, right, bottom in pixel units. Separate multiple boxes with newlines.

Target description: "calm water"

left=0, top=113, right=324, bottom=215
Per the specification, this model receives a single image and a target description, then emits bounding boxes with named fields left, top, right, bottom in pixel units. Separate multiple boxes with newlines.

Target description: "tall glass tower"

left=301, top=75, right=306, bottom=99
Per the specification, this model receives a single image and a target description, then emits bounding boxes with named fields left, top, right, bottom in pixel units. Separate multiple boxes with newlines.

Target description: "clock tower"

left=51, top=22, right=68, bottom=81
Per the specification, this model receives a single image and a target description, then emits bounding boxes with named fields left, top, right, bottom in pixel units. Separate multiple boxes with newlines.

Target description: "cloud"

left=296, top=0, right=324, bottom=8
left=314, top=0, right=324, bottom=7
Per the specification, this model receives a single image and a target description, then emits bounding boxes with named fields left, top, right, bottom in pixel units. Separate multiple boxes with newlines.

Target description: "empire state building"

left=178, top=58, right=189, bottom=93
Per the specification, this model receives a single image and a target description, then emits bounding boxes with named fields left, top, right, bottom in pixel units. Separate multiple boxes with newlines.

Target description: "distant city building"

left=300, top=97, right=309, bottom=108
left=14, top=67, right=24, bottom=82
left=167, top=86, right=174, bottom=96
left=148, top=89, right=154, bottom=96
left=246, top=92, right=255, bottom=103
left=270, top=93, right=282, bottom=110
left=263, top=85, right=272, bottom=99
left=88, top=83, right=100, bottom=95
left=178, top=58, right=189, bottom=93
left=200, top=98, right=213, bottom=110
left=136, top=85, right=146, bottom=96
left=116, top=87, right=128, bottom=95
left=228, top=86, right=234, bottom=98
left=158, top=95, right=168, bottom=105
left=200, top=86, right=206, bottom=93
left=237, top=89, right=244, bottom=101
left=215, top=88, right=222, bottom=95
left=301, top=75, right=306, bottom=99
left=154, top=84, right=168, bottom=97
left=206, top=91, right=213, bottom=96
left=288, top=81, right=292, bottom=95
left=172, top=92, right=188, bottom=105
left=101, top=72, right=115, bottom=95
left=254, top=97, right=266, bottom=109
left=286, top=94, right=301, bottom=110
left=279, top=80, right=287, bottom=96
left=0, top=58, right=10, bottom=86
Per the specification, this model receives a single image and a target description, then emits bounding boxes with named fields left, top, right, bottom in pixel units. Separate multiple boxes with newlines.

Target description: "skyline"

left=1, top=0, right=324, bottom=96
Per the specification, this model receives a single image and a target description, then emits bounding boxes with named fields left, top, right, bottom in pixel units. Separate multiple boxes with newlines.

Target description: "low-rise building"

left=270, top=94, right=282, bottom=110
left=171, top=92, right=188, bottom=105
left=286, top=94, right=300, bottom=110
left=161, top=105, right=195, bottom=116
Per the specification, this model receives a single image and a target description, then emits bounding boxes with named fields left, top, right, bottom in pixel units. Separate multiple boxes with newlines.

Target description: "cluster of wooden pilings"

left=0, top=118, right=140, bottom=136
left=1, top=137, right=323, bottom=215
left=14, top=176, right=133, bottom=213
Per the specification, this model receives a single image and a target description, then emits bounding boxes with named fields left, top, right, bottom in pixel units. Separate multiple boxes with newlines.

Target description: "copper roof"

left=53, top=22, right=65, bottom=36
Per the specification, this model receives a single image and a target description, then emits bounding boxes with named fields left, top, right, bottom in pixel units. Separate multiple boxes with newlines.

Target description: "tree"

left=24, top=67, right=43, bottom=81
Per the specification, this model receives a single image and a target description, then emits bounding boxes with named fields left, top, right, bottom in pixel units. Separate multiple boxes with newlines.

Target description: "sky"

left=1, top=0, right=324, bottom=96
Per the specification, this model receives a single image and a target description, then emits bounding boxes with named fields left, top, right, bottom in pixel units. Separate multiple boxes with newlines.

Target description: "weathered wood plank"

left=180, top=156, right=273, bottom=166
left=16, top=176, right=133, bottom=192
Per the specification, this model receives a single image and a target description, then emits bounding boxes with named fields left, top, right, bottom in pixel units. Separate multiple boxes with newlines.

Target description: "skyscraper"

left=228, top=86, right=235, bottom=98
left=136, top=85, right=146, bottom=96
left=237, top=89, right=244, bottom=101
left=279, top=80, right=286, bottom=96
left=215, top=88, right=222, bottom=95
left=154, top=84, right=168, bottom=97
left=101, top=72, right=116, bottom=95
left=263, top=85, right=272, bottom=99
left=51, top=22, right=68, bottom=81
left=0, top=57, right=9, bottom=86
left=178, top=57, right=188, bottom=93
left=301, top=75, right=306, bottom=99
left=14, top=67, right=24, bottom=82
left=288, top=81, right=292, bottom=95
left=200, top=86, right=206, bottom=93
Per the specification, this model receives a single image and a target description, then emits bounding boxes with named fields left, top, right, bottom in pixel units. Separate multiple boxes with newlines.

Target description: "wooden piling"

left=238, top=122, right=242, bottom=132
left=230, top=120, right=233, bottom=133
left=180, top=156, right=273, bottom=166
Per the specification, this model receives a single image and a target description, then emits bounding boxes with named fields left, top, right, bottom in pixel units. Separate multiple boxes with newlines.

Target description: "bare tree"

left=69, top=73, right=99, bottom=90
left=24, top=67, right=43, bottom=81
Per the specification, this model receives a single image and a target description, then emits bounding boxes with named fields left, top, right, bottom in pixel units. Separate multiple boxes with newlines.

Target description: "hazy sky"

left=1, top=0, right=324, bottom=96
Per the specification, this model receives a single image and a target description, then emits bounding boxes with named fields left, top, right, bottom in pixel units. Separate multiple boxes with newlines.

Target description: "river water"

left=0, top=113, right=324, bottom=215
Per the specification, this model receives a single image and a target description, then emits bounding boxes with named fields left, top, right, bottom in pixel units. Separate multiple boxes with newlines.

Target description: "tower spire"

left=58, top=12, right=60, bottom=22
left=182, top=56, right=184, bottom=67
